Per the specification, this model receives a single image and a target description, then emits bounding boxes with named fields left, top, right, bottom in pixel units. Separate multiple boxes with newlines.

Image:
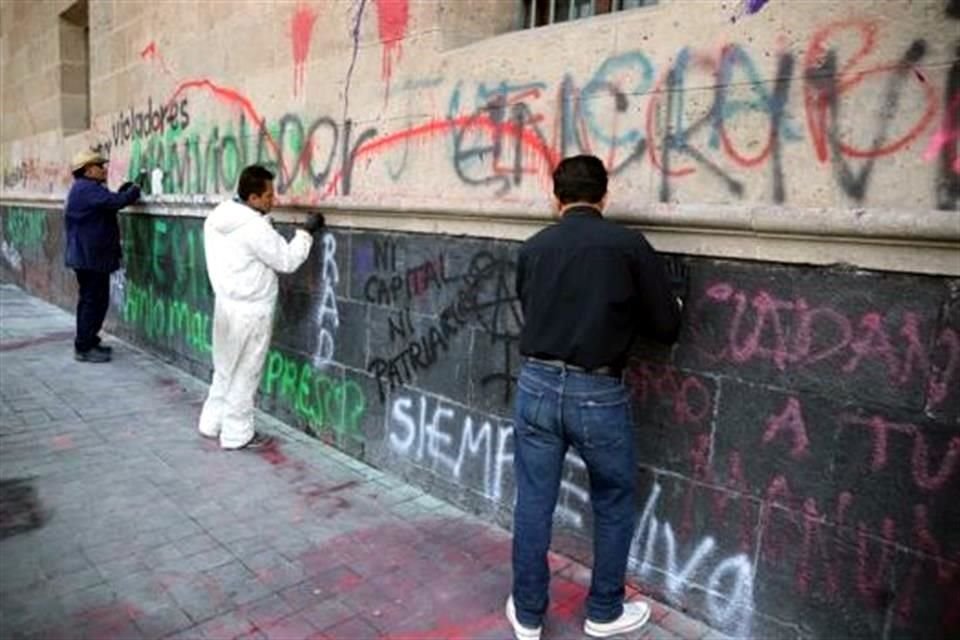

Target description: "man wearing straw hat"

left=64, top=149, right=141, bottom=363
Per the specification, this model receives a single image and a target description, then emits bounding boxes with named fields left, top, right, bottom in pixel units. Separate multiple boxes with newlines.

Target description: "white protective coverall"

left=198, top=198, right=313, bottom=448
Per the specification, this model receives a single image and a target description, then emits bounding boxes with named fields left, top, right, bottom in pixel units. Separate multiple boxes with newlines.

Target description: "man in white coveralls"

left=198, top=164, right=325, bottom=450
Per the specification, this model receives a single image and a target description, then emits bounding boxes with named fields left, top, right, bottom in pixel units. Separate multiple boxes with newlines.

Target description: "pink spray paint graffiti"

left=374, top=0, right=410, bottom=101
left=139, top=41, right=173, bottom=76
left=290, top=5, right=319, bottom=97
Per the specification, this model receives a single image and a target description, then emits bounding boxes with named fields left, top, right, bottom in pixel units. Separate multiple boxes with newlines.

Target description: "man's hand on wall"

left=118, top=182, right=142, bottom=202
left=302, top=213, right=326, bottom=234
left=665, top=256, right=689, bottom=309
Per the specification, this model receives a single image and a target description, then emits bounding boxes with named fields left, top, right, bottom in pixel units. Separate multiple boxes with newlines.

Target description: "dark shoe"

left=93, top=344, right=113, bottom=355
left=74, top=349, right=111, bottom=363
left=235, top=433, right=274, bottom=451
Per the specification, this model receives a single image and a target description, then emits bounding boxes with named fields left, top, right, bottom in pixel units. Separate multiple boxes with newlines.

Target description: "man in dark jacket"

left=65, top=150, right=141, bottom=362
left=506, top=155, right=683, bottom=640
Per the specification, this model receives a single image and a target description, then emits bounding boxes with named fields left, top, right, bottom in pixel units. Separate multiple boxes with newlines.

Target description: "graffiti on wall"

left=3, top=207, right=46, bottom=252
left=1, top=159, right=67, bottom=193
left=48, top=15, right=950, bottom=212
left=363, top=239, right=521, bottom=405
left=262, top=347, right=366, bottom=445
left=313, top=232, right=340, bottom=368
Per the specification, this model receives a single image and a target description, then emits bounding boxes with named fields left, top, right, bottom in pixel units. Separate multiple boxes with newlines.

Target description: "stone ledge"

left=3, top=193, right=958, bottom=276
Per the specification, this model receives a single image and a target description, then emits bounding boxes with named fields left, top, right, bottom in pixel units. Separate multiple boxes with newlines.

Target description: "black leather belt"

left=527, top=357, right=621, bottom=378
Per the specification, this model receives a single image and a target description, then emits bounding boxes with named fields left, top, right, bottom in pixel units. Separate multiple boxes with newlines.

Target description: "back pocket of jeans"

left=576, top=397, right=629, bottom=449
left=516, top=383, right=550, bottom=439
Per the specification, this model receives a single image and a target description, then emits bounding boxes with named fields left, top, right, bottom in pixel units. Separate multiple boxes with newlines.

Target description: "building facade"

left=2, top=1, right=958, bottom=637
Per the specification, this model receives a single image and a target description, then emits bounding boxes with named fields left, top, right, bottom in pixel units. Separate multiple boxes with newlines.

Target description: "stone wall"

left=2, top=1, right=958, bottom=226
left=3, top=203, right=957, bottom=639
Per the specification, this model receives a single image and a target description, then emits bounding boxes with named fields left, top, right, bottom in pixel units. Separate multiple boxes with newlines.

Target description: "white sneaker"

left=505, top=596, right=542, bottom=640
left=584, top=600, right=651, bottom=638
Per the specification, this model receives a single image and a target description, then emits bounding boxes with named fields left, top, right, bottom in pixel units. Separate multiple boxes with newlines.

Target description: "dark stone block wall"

left=2, top=204, right=958, bottom=639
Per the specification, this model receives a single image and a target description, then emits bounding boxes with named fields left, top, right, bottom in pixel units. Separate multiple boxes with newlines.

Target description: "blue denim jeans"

left=511, top=361, right=636, bottom=627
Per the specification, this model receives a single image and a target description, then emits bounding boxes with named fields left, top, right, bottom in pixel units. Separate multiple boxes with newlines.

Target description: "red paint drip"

left=374, top=0, right=410, bottom=99
left=139, top=40, right=172, bottom=75
left=290, top=6, right=319, bottom=96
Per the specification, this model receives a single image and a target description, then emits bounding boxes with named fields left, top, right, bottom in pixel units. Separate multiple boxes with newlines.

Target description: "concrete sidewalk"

left=0, top=285, right=718, bottom=640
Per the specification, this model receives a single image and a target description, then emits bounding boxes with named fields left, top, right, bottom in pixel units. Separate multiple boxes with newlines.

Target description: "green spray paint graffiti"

left=3, top=208, right=47, bottom=252
left=126, top=116, right=275, bottom=195
left=120, top=215, right=211, bottom=304
left=122, top=279, right=212, bottom=355
left=262, top=348, right=366, bottom=444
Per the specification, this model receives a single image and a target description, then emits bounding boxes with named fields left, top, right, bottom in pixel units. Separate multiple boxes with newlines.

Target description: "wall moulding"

left=2, top=194, right=957, bottom=276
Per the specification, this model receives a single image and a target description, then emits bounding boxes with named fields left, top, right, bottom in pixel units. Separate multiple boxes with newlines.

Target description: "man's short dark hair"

left=237, top=165, right=274, bottom=201
left=552, top=155, right=608, bottom=205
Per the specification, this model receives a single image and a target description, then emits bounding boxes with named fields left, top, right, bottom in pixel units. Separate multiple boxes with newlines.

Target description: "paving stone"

left=95, top=555, right=151, bottom=581
left=244, top=594, right=296, bottom=629
left=132, top=605, right=195, bottom=640
left=140, top=542, right=186, bottom=569
left=159, top=547, right=236, bottom=574
left=660, top=611, right=714, bottom=640
left=277, top=578, right=335, bottom=613
left=166, top=577, right=235, bottom=625
left=172, top=532, right=223, bottom=557
left=50, top=566, right=107, bottom=594
left=641, top=623, right=686, bottom=640
left=260, top=613, right=318, bottom=640
left=195, top=609, right=258, bottom=639
left=57, top=583, right=119, bottom=616
left=320, top=614, right=380, bottom=637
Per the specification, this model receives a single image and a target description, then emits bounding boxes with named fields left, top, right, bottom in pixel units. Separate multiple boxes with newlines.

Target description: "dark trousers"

left=512, top=361, right=636, bottom=627
left=74, top=269, right=110, bottom=352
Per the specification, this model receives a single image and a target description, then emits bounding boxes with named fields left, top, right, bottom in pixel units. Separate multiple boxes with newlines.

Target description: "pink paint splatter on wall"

left=290, top=5, right=319, bottom=96
left=139, top=41, right=173, bottom=75
left=374, top=0, right=409, bottom=99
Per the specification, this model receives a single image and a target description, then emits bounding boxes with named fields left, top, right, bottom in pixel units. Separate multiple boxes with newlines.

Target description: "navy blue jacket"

left=64, top=178, right=140, bottom=272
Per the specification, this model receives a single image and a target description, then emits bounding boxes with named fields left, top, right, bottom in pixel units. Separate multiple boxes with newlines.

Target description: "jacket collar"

left=561, top=204, right=603, bottom=220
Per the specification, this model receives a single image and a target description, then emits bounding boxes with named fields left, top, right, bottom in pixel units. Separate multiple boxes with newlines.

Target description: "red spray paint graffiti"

left=139, top=40, right=173, bottom=75
left=803, top=19, right=938, bottom=162
left=923, top=91, right=960, bottom=174
left=291, top=5, right=319, bottom=97
left=321, top=112, right=559, bottom=198
left=163, top=75, right=558, bottom=202
left=374, top=0, right=410, bottom=99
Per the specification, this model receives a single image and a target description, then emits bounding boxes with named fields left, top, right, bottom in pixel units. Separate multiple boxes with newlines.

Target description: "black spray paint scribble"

left=368, top=251, right=522, bottom=406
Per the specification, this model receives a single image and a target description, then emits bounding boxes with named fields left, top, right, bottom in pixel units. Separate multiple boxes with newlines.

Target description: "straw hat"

left=70, top=150, right=109, bottom=172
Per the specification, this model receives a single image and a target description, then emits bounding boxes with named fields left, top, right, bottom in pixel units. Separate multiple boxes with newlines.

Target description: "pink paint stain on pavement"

left=0, top=330, right=73, bottom=352
left=291, top=5, right=319, bottom=96
left=50, top=435, right=74, bottom=451
left=256, top=438, right=289, bottom=466
left=374, top=0, right=409, bottom=99
left=287, top=518, right=595, bottom=639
